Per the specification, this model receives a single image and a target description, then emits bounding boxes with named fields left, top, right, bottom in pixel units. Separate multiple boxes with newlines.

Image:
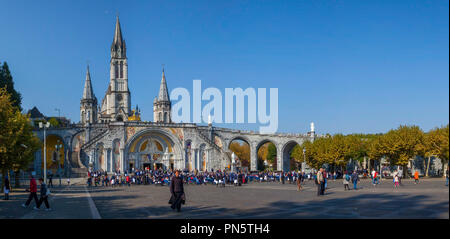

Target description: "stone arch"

left=41, top=134, right=66, bottom=176
left=125, top=128, right=184, bottom=172
left=228, top=136, right=251, bottom=171
left=227, top=135, right=251, bottom=150
left=256, top=139, right=279, bottom=171
left=282, top=140, right=301, bottom=172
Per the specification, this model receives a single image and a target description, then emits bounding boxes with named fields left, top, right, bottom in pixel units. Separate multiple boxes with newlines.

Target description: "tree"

left=0, top=87, right=40, bottom=191
left=290, top=144, right=304, bottom=170
left=229, top=140, right=250, bottom=168
left=48, top=117, right=60, bottom=127
left=0, top=62, right=22, bottom=111
left=382, top=125, right=424, bottom=177
left=416, top=125, right=449, bottom=177
left=266, top=143, right=277, bottom=170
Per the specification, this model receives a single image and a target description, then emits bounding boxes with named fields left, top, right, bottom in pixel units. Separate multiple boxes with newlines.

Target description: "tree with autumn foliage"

left=0, top=87, right=40, bottom=191
left=416, top=125, right=449, bottom=177
left=229, top=140, right=250, bottom=168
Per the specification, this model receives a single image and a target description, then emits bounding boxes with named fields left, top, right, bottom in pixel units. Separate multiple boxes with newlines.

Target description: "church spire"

left=158, top=67, right=170, bottom=102
left=82, top=65, right=95, bottom=100
left=111, top=16, right=126, bottom=58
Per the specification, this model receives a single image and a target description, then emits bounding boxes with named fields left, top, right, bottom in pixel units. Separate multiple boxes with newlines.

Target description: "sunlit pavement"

left=1, top=178, right=448, bottom=219
left=88, top=178, right=448, bottom=219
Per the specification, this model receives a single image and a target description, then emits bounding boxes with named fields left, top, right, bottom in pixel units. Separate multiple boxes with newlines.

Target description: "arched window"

left=114, top=63, right=118, bottom=78
left=164, top=112, right=168, bottom=122
left=119, top=61, right=123, bottom=78
left=158, top=112, right=162, bottom=122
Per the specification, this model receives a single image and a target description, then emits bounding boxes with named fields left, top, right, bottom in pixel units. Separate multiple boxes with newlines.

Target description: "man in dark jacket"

left=4, top=176, right=10, bottom=200
left=169, top=170, right=185, bottom=212
left=36, top=178, right=51, bottom=210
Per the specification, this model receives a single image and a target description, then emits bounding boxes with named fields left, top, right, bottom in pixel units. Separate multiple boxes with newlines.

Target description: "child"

left=414, top=171, right=419, bottom=184
left=394, top=174, right=399, bottom=188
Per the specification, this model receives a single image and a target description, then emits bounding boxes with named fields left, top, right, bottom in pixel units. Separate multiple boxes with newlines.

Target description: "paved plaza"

left=1, top=178, right=448, bottom=219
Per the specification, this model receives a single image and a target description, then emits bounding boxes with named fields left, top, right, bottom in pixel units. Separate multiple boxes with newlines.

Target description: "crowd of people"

left=7, top=166, right=448, bottom=214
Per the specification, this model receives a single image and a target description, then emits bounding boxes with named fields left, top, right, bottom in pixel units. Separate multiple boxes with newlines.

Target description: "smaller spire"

left=82, top=65, right=95, bottom=100
left=157, top=67, right=170, bottom=102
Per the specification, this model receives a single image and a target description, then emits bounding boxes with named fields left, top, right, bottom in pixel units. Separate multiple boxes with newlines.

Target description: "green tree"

left=0, top=62, right=22, bottom=111
left=48, top=117, right=60, bottom=127
left=0, top=87, right=40, bottom=191
left=267, top=142, right=277, bottom=170
left=383, top=125, right=424, bottom=177
left=416, top=125, right=449, bottom=177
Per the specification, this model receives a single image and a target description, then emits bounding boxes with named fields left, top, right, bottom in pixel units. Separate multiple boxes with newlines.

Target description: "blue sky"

left=1, top=0, right=448, bottom=135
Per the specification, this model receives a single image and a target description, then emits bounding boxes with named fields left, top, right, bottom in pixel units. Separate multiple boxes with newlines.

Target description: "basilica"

left=31, top=17, right=314, bottom=177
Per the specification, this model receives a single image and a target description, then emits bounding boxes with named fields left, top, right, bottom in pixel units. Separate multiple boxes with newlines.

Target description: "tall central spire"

left=111, top=16, right=126, bottom=58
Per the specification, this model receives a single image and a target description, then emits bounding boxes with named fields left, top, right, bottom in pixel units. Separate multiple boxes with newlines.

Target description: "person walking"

left=394, top=173, right=400, bottom=189
left=351, top=171, right=359, bottom=190
left=4, top=176, right=10, bottom=200
left=446, top=168, right=449, bottom=186
left=414, top=171, right=419, bottom=184
left=22, top=174, right=39, bottom=208
left=316, top=168, right=325, bottom=196
left=48, top=173, right=53, bottom=188
left=372, top=170, right=379, bottom=186
left=343, top=171, right=350, bottom=191
left=36, top=178, right=51, bottom=211
left=296, top=173, right=302, bottom=191
left=169, top=170, right=185, bottom=212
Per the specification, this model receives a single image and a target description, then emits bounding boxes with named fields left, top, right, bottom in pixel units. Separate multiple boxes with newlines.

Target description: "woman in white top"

left=394, top=173, right=399, bottom=188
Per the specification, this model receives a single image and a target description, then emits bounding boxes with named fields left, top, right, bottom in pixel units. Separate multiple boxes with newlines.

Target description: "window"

left=114, top=63, right=118, bottom=78
left=120, top=61, right=123, bottom=78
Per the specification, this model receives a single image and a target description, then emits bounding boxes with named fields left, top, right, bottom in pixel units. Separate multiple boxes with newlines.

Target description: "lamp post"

left=231, top=152, right=236, bottom=173
left=302, top=148, right=306, bottom=173
left=55, top=140, right=63, bottom=186
left=39, top=121, right=50, bottom=184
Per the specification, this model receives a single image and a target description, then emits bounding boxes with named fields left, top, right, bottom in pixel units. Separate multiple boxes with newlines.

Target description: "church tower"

left=80, top=65, right=98, bottom=125
left=99, top=16, right=131, bottom=122
left=153, top=68, right=171, bottom=123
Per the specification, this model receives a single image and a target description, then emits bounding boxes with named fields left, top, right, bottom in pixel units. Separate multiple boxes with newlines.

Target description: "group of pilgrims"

left=85, top=168, right=333, bottom=188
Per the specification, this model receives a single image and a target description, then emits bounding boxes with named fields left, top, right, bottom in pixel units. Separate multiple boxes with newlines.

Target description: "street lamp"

left=39, top=121, right=50, bottom=184
left=231, top=152, right=236, bottom=173
left=55, top=140, right=63, bottom=186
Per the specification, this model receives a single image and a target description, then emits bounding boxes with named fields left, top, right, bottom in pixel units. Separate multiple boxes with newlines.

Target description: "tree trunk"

left=1, top=169, right=6, bottom=193
left=423, top=157, right=427, bottom=174
left=14, top=170, right=20, bottom=188
left=425, top=157, right=431, bottom=177
left=443, top=161, right=448, bottom=178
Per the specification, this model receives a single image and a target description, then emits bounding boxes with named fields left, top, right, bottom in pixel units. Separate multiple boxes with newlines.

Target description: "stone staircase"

left=81, top=128, right=109, bottom=151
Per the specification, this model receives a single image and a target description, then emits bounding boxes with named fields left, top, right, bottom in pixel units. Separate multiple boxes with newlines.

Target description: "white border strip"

left=84, top=185, right=101, bottom=219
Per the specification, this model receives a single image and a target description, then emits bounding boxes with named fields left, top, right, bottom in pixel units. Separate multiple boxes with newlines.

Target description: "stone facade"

left=31, top=17, right=319, bottom=175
